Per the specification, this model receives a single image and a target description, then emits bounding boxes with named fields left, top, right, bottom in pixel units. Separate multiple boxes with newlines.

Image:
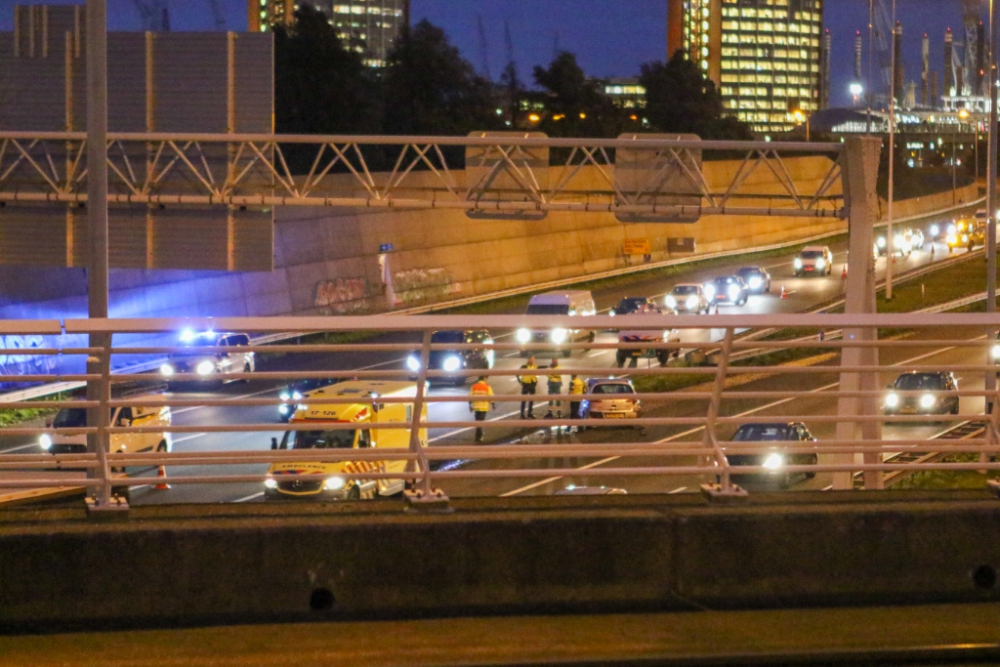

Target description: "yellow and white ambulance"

left=264, top=380, right=426, bottom=500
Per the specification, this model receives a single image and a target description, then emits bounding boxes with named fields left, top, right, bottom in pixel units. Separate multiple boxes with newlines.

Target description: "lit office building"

left=667, top=0, right=825, bottom=134
left=315, top=0, right=409, bottom=67
left=249, top=0, right=408, bottom=68
left=248, top=0, right=294, bottom=32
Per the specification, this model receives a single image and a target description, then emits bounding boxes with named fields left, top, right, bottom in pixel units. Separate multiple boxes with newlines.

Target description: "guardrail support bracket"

left=85, top=495, right=130, bottom=520
left=404, top=487, right=452, bottom=512
left=700, top=483, right=749, bottom=503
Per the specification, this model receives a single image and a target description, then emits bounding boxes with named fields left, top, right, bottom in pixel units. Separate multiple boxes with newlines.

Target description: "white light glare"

left=762, top=453, right=784, bottom=470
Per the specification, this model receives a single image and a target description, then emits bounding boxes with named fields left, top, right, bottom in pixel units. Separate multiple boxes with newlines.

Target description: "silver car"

left=160, top=331, right=255, bottom=383
left=665, top=283, right=710, bottom=314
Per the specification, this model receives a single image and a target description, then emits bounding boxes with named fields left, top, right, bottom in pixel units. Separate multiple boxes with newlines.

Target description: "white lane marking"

left=4, top=442, right=41, bottom=453
left=500, top=340, right=967, bottom=497
left=172, top=358, right=404, bottom=416
left=171, top=433, right=206, bottom=444
left=428, top=409, right=522, bottom=442
left=668, top=486, right=687, bottom=494
left=234, top=491, right=264, bottom=503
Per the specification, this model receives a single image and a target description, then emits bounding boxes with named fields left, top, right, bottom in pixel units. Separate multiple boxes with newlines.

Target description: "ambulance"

left=263, top=380, right=426, bottom=500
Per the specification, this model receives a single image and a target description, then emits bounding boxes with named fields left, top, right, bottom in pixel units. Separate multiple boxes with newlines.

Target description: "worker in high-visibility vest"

left=568, top=374, right=585, bottom=433
left=544, top=358, right=563, bottom=418
left=469, top=376, right=495, bottom=443
left=517, top=356, right=538, bottom=419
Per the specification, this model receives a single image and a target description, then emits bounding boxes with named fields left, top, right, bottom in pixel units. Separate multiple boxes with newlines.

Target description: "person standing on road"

left=517, top=356, right=538, bottom=419
left=469, top=376, right=495, bottom=443
left=544, top=358, right=563, bottom=418
left=568, top=373, right=585, bottom=433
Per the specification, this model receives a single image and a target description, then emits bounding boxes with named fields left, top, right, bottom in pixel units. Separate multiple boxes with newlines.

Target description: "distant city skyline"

left=0, top=0, right=983, bottom=109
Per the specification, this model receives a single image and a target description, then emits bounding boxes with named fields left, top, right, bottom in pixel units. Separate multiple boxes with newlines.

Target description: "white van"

left=516, top=290, right=596, bottom=357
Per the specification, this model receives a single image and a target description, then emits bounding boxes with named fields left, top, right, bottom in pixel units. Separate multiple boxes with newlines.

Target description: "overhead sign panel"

left=614, top=133, right=703, bottom=223
left=465, top=132, right=549, bottom=220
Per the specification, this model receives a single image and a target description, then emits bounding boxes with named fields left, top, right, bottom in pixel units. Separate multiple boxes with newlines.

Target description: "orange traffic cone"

left=780, top=285, right=787, bottom=299
left=841, top=264, right=848, bottom=279
left=154, top=465, right=170, bottom=490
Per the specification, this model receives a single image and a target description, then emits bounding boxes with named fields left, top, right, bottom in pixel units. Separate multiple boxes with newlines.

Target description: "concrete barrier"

left=1, top=491, right=997, bottom=630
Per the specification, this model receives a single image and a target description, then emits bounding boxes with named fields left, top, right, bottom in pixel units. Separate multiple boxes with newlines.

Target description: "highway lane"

left=0, top=209, right=980, bottom=504
left=473, top=328, right=994, bottom=498
left=113, top=214, right=993, bottom=505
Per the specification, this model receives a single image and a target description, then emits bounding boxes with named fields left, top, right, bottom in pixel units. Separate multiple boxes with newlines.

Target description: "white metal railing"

left=1, top=313, right=999, bottom=511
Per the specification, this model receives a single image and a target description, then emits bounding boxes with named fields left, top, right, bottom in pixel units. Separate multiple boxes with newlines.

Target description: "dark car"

left=724, top=422, right=818, bottom=488
left=883, top=371, right=959, bottom=417
left=610, top=296, right=660, bottom=316
left=736, top=267, right=771, bottom=294
left=704, top=276, right=749, bottom=306
left=406, top=329, right=494, bottom=386
left=278, top=378, right=343, bottom=422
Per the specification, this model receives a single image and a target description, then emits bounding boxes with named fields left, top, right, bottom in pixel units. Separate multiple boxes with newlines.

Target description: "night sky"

left=0, top=0, right=981, bottom=108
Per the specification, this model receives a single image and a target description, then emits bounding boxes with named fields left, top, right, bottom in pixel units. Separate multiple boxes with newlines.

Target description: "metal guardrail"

left=1, top=313, right=999, bottom=512
left=0, top=196, right=979, bottom=407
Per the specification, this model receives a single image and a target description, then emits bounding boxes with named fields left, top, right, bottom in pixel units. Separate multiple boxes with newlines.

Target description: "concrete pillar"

left=833, top=136, right=882, bottom=490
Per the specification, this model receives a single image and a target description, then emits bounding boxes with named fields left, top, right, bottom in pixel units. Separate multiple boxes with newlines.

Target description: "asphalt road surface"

left=1, top=211, right=986, bottom=504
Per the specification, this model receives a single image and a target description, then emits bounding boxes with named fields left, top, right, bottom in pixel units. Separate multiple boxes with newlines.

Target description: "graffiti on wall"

left=315, top=278, right=371, bottom=315
left=392, top=268, right=460, bottom=306
left=0, top=335, right=57, bottom=377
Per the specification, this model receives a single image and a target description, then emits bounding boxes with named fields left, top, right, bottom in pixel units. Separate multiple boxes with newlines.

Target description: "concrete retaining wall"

left=1, top=492, right=997, bottom=630
left=879, top=183, right=979, bottom=221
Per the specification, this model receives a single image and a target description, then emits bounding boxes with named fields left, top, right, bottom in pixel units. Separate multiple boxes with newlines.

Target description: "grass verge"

left=890, top=453, right=1000, bottom=490
left=0, top=392, right=67, bottom=428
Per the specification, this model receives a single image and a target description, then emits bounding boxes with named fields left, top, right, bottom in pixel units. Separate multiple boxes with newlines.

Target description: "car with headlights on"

left=793, top=246, right=833, bottom=277
left=578, top=378, right=642, bottom=431
left=724, top=422, right=818, bottom=489
left=609, top=296, right=659, bottom=316
left=945, top=216, right=985, bottom=252
left=875, top=233, right=912, bottom=257
left=516, top=291, right=596, bottom=357
left=665, top=283, right=710, bottom=314
left=278, top=377, right=345, bottom=422
left=883, top=371, right=959, bottom=417
left=159, top=330, right=255, bottom=385
left=736, top=266, right=771, bottom=294
left=905, top=228, right=925, bottom=250
left=704, top=275, right=749, bottom=306
left=407, top=329, right=494, bottom=385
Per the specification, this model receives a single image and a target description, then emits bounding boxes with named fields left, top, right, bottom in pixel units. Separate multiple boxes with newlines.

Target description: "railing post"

left=835, top=136, right=883, bottom=490
left=405, top=328, right=448, bottom=508
left=700, top=327, right=746, bottom=500
left=85, top=331, right=128, bottom=516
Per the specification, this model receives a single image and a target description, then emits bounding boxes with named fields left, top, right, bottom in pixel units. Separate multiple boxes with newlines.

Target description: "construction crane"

left=130, top=0, right=169, bottom=31
left=476, top=15, right=491, bottom=81
left=207, top=0, right=226, bottom=31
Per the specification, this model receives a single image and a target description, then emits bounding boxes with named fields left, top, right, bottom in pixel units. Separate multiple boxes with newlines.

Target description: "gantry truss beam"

left=0, top=132, right=845, bottom=219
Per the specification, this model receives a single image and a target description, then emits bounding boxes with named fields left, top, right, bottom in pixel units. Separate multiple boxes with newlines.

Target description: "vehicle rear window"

left=592, top=383, right=634, bottom=395
left=53, top=408, right=88, bottom=428
left=894, top=374, right=945, bottom=390
left=732, top=424, right=793, bottom=441
left=526, top=304, right=570, bottom=315
left=431, top=331, right=465, bottom=343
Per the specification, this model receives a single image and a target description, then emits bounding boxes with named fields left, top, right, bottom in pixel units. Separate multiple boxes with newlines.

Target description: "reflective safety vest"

left=547, top=369, right=562, bottom=385
left=570, top=378, right=585, bottom=395
left=469, top=381, right=494, bottom=412
left=518, top=363, right=538, bottom=384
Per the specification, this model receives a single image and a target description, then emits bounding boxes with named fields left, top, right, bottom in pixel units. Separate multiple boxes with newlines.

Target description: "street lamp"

left=849, top=82, right=863, bottom=106
left=792, top=109, right=810, bottom=141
